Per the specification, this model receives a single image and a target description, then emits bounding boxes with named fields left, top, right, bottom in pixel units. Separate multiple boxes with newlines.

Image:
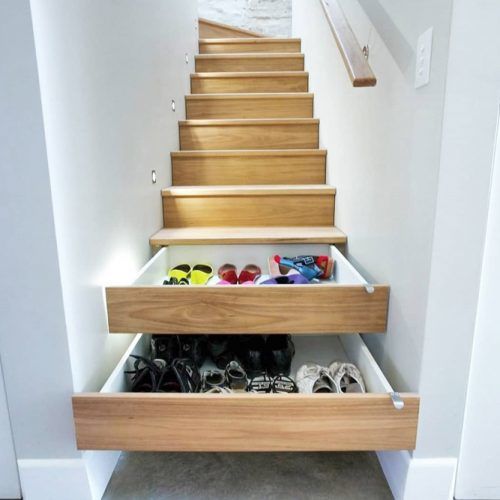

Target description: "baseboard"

left=18, top=452, right=120, bottom=500
left=377, top=451, right=457, bottom=500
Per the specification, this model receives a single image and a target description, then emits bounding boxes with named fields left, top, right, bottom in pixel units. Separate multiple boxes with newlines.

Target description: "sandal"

left=272, top=374, right=298, bottom=393
left=190, top=264, right=213, bottom=285
left=225, top=360, right=247, bottom=391
left=247, top=372, right=273, bottom=393
left=273, top=255, right=322, bottom=281
left=218, top=263, right=238, bottom=285
left=164, top=264, right=191, bottom=285
left=329, top=362, right=366, bottom=393
left=260, top=275, right=309, bottom=285
left=238, top=264, right=261, bottom=285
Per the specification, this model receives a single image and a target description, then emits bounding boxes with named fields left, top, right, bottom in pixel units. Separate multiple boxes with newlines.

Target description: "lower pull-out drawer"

left=105, top=244, right=389, bottom=334
left=72, top=334, right=419, bottom=451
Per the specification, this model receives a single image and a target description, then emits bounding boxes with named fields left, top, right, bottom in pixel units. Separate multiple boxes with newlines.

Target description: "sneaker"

left=207, top=335, right=238, bottom=369
left=247, top=372, right=273, bottom=393
left=329, top=362, right=366, bottom=393
left=151, top=335, right=181, bottom=364
left=296, top=363, right=338, bottom=393
left=225, top=360, right=248, bottom=391
left=202, top=369, right=226, bottom=392
left=265, top=335, right=295, bottom=376
left=171, top=358, right=201, bottom=393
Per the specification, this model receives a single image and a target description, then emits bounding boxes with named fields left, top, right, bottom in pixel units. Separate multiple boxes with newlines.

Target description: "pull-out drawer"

left=105, top=245, right=389, bottom=334
left=72, top=334, right=419, bottom=451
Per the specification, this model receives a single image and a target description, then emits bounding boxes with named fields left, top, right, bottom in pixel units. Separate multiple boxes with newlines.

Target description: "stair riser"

left=163, top=193, right=335, bottom=227
left=179, top=122, right=319, bottom=150
left=195, top=55, right=304, bottom=72
left=191, top=74, right=308, bottom=93
left=172, top=153, right=326, bottom=185
left=199, top=40, right=301, bottom=54
left=186, top=95, right=313, bottom=119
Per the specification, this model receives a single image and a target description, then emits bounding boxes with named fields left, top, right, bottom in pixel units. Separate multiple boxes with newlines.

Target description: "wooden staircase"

left=151, top=23, right=345, bottom=246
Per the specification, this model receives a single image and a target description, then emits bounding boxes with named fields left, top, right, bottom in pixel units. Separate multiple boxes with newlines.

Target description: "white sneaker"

left=296, top=363, right=338, bottom=393
left=328, top=362, right=366, bottom=393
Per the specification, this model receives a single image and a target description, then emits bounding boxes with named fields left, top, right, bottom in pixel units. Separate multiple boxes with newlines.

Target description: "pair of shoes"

left=202, top=360, right=248, bottom=392
left=126, top=355, right=201, bottom=393
left=270, top=255, right=334, bottom=281
left=151, top=335, right=207, bottom=368
left=217, top=263, right=261, bottom=285
left=248, top=372, right=298, bottom=393
left=296, top=362, right=365, bottom=394
left=260, top=274, right=309, bottom=285
left=163, top=264, right=213, bottom=285
left=237, top=335, right=295, bottom=377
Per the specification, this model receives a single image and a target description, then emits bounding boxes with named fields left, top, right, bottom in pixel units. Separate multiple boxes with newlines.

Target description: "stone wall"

left=198, top=0, right=292, bottom=37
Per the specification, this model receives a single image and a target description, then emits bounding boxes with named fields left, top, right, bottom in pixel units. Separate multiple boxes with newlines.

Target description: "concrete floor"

left=103, top=452, right=392, bottom=500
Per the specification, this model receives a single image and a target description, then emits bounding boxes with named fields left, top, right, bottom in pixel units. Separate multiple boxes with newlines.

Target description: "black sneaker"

left=208, top=335, right=240, bottom=369
left=237, top=335, right=266, bottom=377
left=225, top=360, right=247, bottom=391
left=151, top=335, right=181, bottom=364
left=265, top=335, right=295, bottom=376
left=172, top=358, right=201, bottom=393
left=179, top=335, right=207, bottom=368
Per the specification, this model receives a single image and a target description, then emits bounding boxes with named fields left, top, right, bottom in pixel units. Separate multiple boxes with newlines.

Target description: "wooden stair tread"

left=186, top=93, right=313, bottom=100
left=162, top=185, right=335, bottom=197
left=191, top=71, right=308, bottom=78
left=199, top=38, right=302, bottom=44
left=179, top=118, right=319, bottom=126
left=199, top=18, right=265, bottom=39
left=195, top=53, right=304, bottom=59
left=171, top=149, right=326, bottom=157
left=150, top=226, right=347, bottom=246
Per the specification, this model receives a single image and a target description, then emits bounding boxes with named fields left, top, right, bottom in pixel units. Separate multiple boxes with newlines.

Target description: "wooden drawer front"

left=179, top=119, right=319, bottom=151
left=191, top=73, right=309, bottom=94
left=185, top=94, right=314, bottom=120
left=105, top=245, right=389, bottom=335
left=73, top=393, right=418, bottom=451
left=72, top=335, right=418, bottom=452
left=195, top=54, right=305, bottom=73
left=199, top=38, right=302, bottom=54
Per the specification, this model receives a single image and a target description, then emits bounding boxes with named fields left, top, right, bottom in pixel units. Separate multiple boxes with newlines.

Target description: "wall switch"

left=415, top=27, right=433, bottom=88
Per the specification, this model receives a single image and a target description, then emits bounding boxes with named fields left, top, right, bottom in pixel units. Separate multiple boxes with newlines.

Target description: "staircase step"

left=199, top=37, right=301, bottom=54
left=179, top=118, right=319, bottom=150
left=172, top=149, right=326, bottom=185
left=199, top=18, right=264, bottom=39
left=195, top=53, right=304, bottom=72
left=150, top=226, right=346, bottom=246
left=186, top=93, right=313, bottom=119
left=191, top=72, right=308, bottom=94
left=162, top=185, right=335, bottom=228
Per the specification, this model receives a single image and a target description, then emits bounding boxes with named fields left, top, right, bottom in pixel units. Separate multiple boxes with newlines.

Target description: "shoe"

left=268, top=256, right=301, bottom=278
left=296, top=363, right=338, bottom=393
left=125, top=355, right=164, bottom=392
left=260, top=275, right=309, bottom=285
left=238, top=264, right=261, bottom=284
left=273, top=255, right=322, bottom=281
left=218, top=263, right=238, bottom=285
left=247, top=372, right=273, bottom=393
left=265, top=335, right=295, bottom=376
left=171, top=358, right=201, bottom=393
left=151, top=335, right=181, bottom=364
left=179, top=335, right=207, bottom=367
left=207, top=335, right=239, bottom=369
left=190, top=264, right=213, bottom=285
left=272, top=374, right=298, bottom=393
left=202, top=369, right=226, bottom=391
left=237, top=335, right=266, bottom=377
left=225, top=360, right=247, bottom=391
left=205, top=386, right=233, bottom=394
left=329, top=362, right=366, bottom=393
left=163, top=264, right=191, bottom=285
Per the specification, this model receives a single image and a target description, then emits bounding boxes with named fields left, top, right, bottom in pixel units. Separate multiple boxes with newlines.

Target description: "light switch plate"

left=415, top=27, right=433, bottom=88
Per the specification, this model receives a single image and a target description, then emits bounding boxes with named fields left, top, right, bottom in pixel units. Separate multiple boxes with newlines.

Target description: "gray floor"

left=103, top=452, right=393, bottom=500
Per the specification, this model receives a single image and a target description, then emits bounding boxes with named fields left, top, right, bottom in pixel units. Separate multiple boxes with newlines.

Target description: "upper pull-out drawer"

left=105, top=245, right=389, bottom=334
left=73, top=333, right=418, bottom=451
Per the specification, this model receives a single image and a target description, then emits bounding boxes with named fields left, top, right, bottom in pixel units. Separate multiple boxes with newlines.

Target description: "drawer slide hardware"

left=364, top=285, right=375, bottom=294
left=389, top=391, right=404, bottom=410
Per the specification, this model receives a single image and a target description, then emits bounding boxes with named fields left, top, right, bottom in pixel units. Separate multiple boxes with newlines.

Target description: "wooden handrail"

left=319, top=0, right=376, bottom=87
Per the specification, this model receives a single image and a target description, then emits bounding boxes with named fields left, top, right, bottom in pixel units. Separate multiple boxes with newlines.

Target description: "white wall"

left=30, top=0, right=198, bottom=393
left=198, top=0, right=292, bottom=37
left=292, top=0, right=452, bottom=394
left=455, top=112, right=500, bottom=499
